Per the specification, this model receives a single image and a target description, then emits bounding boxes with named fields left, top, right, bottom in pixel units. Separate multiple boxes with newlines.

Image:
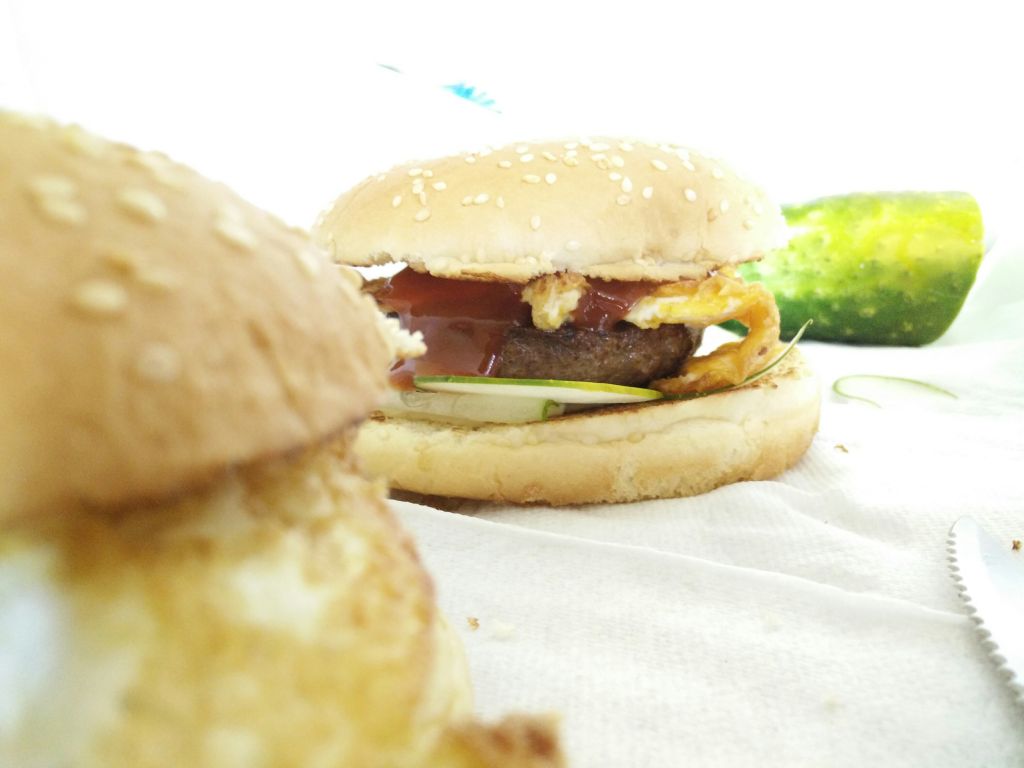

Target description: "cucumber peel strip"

left=832, top=375, right=957, bottom=408
left=664, top=319, right=813, bottom=401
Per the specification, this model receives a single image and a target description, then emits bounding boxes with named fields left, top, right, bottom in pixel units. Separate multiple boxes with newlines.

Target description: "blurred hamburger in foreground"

left=314, top=138, right=820, bottom=505
left=0, top=112, right=561, bottom=768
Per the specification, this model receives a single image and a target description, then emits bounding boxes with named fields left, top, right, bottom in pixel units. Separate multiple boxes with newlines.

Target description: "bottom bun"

left=355, top=349, right=820, bottom=506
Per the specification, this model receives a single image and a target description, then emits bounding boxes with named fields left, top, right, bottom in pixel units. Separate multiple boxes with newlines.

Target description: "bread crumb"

left=834, top=444, right=849, bottom=453
left=467, top=617, right=480, bottom=631
left=1012, top=540, right=1021, bottom=552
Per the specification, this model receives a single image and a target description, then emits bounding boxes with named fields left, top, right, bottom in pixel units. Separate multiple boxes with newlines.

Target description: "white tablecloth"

left=391, top=236, right=1024, bottom=766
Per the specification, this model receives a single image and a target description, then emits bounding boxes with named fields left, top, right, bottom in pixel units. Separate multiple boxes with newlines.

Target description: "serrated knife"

left=948, top=516, right=1024, bottom=707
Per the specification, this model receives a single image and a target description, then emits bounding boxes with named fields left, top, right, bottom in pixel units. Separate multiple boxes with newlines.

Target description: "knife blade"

left=947, top=516, right=1024, bottom=707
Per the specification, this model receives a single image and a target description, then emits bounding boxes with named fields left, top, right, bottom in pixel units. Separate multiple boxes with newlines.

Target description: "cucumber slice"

left=413, top=375, right=663, bottom=404
left=381, top=390, right=565, bottom=424
left=737, top=192, right=984, bottom=346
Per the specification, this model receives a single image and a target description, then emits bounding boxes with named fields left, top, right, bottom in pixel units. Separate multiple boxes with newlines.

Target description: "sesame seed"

left=137, top=266, right=183, bottom=290
left=462, top=195, right=473, bottom=206
left=753, top=202, right=765, bottom=215
left=135, top=343, right=181, bottom=383
left=115, top=187, right=167, bottom=224
left=464, top=155, right=477, bottom=164
left=392, top=195, right=403, bottom=208
left=522, top=174, right=541, bottom=184
left=621, top=177, right=633, bottom=193
left=720, top=199, right=730, bottom=213
left=590, top=142, right=610, bottom=152
left=423, top=169, right=434, bottom=178
left=520, top=153, right=534, bottom=163
left=61, top=125, right=107, bottom=157
left=616, top=194, right=631, bottom=206
left=563, top=156, right=579, bottom=167
left=498, top=160, right=513, bottom=169
left=414, top=208, right=431, bottom=222
left=542, top=151, right=558, bottom=162
left=684, top=188, right=698, bottom=202
left=565, top=240, right=581, bottom=252
left=610, top=155, right=625, bottom=168
left=642, top=186, right=654, bottom=199
left=530, top=215, right=542, bottom=230
left=711, top=167, right=725, bottom=179
left=707, top=207, right=719, bottom=222
left=72, top=279, right=128, bottom=316
left=515, top=144, right=530, bottom=154
left=564, top=141, right=579, bottom=150
left=473, top=193, right=490, bottom=205
left=408, top=168, right=423, bottom=177
left=418, top=191, right=427, bottom=206
left=619, top=141, right=635, bottom=152
left=496, top=196, right=505, bottom=209
left=609, top=172, right=622, bottom=182
left=478, top=147, right=493, bottom=157
left=411, top=178, right=425, bottom=194
left=651, top=159, right=669, bottom=171
left=590, top=153, right=607, bottom=162
left=375, top=174, right=386, bottom=182
left=35, top=198, right=87, bottom=226
left=743, top=218, right=756, bottom=230
left=544, top=172, right=557, bottom=185
left=214, top=217, right=258, bottom=251
left=29, top=175, right=77, bottom=198
left=28, top=175, right=86, bottom=224
left=432, top=181, right=447, bottom=191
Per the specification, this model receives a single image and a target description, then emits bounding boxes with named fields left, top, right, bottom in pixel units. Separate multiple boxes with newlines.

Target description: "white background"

left=2, top=0, right=1022, bottom=231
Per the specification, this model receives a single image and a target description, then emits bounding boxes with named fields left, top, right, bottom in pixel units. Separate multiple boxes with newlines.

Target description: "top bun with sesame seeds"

left=0, top=110, right=393, bottom=519
left=314, top=138, right=786, bottom=283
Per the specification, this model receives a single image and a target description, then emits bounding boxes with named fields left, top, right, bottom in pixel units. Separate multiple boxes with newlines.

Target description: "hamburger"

left=314, top=138, right=820, bottom=505
left=0, top=112, right=561, bottom=767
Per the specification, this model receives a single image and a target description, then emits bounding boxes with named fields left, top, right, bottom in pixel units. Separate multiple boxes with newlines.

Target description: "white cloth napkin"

left=391, top=237, right=1024, bottom=766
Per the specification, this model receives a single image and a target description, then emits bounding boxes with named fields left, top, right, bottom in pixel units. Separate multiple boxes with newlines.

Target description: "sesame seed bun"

left=314, top=138, right=786, bottom=282
left=0, top=111, right=390, bottom=519
left=0, top=113, right=564, bottom=767
left=354, top=349, right=820, bottom=506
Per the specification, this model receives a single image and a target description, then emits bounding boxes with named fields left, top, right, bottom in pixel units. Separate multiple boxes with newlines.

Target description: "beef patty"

left=496, top=323, right=703, bottom=386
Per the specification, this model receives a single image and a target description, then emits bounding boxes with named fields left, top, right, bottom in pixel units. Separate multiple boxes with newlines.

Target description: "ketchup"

left=374, top=268, right=531, bottom=388
left=374, top=268, right=663, bottom=387
left=571, top=279, right=662, bottom=332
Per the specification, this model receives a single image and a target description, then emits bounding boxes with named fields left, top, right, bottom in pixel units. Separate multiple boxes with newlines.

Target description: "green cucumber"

left=736, top=192, right=984, bottom=346
left=381, top=390, right=565, bottom=424
left=413, top=375, right=663, bottom=404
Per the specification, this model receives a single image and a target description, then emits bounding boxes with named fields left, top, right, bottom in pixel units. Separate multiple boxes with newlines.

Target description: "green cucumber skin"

left=738, top=192, right=984, bottom=346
